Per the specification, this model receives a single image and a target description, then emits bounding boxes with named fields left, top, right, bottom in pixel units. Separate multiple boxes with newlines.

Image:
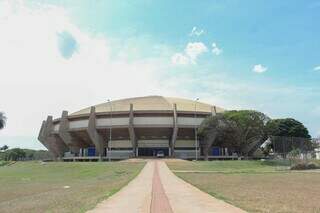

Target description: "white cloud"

left=171, top=42, right=207, bottom=65
left=252, top=64, right=268, bottom=73
left=0, top=1, right=174, bottom=148
left=171, top=53, right=189, bottom=65
left=212, top=42, right=222, bottom=55
left=1, top=1, right=319, bottom=150
left=314, top=65, right=320, bottom=71
left=185, top=42, right=208, bottom=64
left=189, top=27, right=204, bottom=37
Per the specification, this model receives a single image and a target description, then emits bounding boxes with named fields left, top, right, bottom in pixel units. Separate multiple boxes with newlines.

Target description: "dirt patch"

left=161, top=158, right=188, bottom=163
left=121, top=158, right=187, bottom=163
left=120, top=158, right=150, bottom=163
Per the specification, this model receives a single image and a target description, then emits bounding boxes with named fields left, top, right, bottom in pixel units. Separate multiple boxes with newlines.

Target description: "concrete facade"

left=87, top=107, right=105, bottom=160
left=38, top=116, right=69, bottom=159
left=38, top=96, right=226, bottom=160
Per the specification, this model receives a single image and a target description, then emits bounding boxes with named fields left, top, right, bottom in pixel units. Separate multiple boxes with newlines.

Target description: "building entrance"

left=137, top=147, right=169, bottom=157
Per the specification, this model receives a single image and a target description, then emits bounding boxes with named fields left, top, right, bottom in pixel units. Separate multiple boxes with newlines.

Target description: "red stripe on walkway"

left=150, top=161, right=173, bottom=213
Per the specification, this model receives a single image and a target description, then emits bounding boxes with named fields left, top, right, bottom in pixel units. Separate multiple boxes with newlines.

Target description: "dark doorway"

left=138, top=148, right=169, bottom=157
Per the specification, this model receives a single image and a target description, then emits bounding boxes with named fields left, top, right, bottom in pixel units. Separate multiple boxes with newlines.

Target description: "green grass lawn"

left=0, top=161, right=145, bottom=213
left=167, top=160, right=320, bottom=213
left=0, top=161, right=8, bottom=166
left=169, top=159, right=290, bottom=173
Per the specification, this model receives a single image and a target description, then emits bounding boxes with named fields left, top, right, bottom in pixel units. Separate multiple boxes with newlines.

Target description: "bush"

left=0, top=148, right=53, bottom=161
left=0, top=161, right=9, bottom=166
left=262, top=159, right=291, bottom=167
left=1, top=148, right=26, bottom=161
left=252, top=148, right=264, bottom=158
left=290, top=162, right=320, bottom=170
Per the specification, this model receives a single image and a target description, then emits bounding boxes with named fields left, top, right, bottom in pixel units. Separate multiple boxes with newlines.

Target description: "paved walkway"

left=158, top=161, right=245, bottom=213
left=87, top=161, right=154, bottom=213
left=150, top=161, right=173, bottom=213
left=88, top=160, right=246, bottom=213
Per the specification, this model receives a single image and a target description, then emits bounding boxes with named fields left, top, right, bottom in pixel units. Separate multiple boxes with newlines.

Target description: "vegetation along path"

left=88, top=160, right=245, bottom=213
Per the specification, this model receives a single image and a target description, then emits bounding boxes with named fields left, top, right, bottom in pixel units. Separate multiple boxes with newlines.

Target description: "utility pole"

left=107, top=99, right=112, bottom=162
left=194, top=98, right=199, bottom=161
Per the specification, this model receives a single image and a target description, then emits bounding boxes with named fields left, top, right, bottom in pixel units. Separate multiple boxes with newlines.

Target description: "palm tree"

left=0, top=112, right=7, bottom=130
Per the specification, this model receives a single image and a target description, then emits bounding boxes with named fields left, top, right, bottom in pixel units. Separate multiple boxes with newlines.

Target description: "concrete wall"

left=69, top=120, right=88, bottom=129
left=107, top=150, right=134, bottom=159
left=175, top=140, right=196, bottom=148
left=67, top=117, right=205, bottom=129
left=133, top=117, right=173, bottom=126
left=53, top=124, right=60, bottom=132
left=96, top=117, right=129, bottom=126
left=138, top=140, right=169, bottom=148
left=109, top=140, right=132, bottom=148
left=177, top=117, right=204, bottom=126
left=174, top=150, right=200, bottom=159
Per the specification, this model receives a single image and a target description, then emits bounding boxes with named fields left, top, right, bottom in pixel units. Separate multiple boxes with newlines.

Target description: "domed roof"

left=70, top=96, right=224, bottom=116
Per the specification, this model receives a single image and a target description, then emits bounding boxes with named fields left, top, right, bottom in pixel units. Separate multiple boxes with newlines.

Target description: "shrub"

left=262, top=159, right=291, bottom=167
left=0, top=161, right=9, bottom=166
left=306, top=162, right=318, bottom=169
left=290, top=162, right=320, bottom=170
left=252, top=148, right=265, bottom=158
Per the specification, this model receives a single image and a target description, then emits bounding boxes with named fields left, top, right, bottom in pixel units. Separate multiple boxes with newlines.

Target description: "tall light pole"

left=194, top=98, right=199, bottom=161
left=107, top=99, right=112, bottom=162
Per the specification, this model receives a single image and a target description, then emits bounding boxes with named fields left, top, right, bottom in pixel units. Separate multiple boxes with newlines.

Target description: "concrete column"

left=44, top=116, right=54, bottom=138
left=128, top=103, right=137, bottom=156
left=41, top=117, right=60, bottom=158
left=38, top=120, right=54, bottom=155
left=170, top=103, right=178, bottom=157
left=211, top=106, right=217, bottom=116
left=38, top=120, right=46, bottom=143
left=58, top=111, right=80, bottom=155
left=87, top=106, right=105, bottom=160
left=38, top=116, right=68, bottom=160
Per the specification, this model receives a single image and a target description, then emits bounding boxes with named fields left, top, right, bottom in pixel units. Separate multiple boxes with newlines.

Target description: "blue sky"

left=0, top=0, right=319, bottom=149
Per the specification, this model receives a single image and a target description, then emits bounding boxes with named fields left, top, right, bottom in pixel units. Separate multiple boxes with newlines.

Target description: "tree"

left=223, top=110, right=270, bottom=156
left=28, top=152, right=34, bottom=160
left=266, top=118, right=311, bottom=138
left=265, top=118, right=311, bottom=154
left=0, top=145, right=9, bottom=151
left=198, top=114, right=237, bottom=160
left=4, top=148, right=26, bottom=161
left=198, top=110, right=270, bottom=159
left=0, top=112, right=6, bottom=130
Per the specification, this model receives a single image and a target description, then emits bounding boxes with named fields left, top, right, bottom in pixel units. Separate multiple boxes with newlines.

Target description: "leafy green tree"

left=21, top=149, right=54, bottom=160
left=4, top=148, right=26, bottom=161
left=198, top=114, right=237, bottom=160
left=265, top=118, right=311, bottom=154
left=223, top=110, right=270, bottom=156
left=0, top=145, right=9, bottom=151
left=266, top=118, right=311, bottom=138
left=198, top=110, right=270, bottom=159
left=0, top=112, right=6, bottom=130
left=28, top=152, right=34, bottom=160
